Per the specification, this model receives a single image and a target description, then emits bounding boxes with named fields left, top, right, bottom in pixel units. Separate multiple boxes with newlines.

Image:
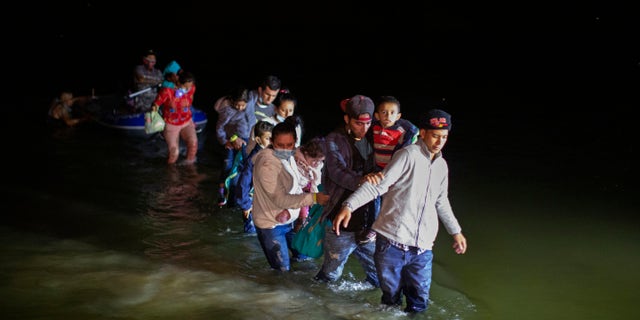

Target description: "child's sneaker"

left=356, top=230, right=376, bottom=245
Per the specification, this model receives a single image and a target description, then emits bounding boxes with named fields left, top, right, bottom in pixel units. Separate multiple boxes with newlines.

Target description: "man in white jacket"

left=333, top=109, right=467, bottom=313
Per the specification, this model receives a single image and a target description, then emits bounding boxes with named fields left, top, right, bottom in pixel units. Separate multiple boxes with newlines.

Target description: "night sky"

left=9, top=2, right=639, bottom=150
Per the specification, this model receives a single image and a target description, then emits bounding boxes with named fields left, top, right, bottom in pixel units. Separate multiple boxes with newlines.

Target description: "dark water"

left=4, top=3, right=639, bottom=319
left=2, top=96, right=638, bottom=319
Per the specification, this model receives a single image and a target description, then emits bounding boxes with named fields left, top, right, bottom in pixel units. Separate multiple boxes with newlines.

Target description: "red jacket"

left=153, top=85, right=195, bottom=125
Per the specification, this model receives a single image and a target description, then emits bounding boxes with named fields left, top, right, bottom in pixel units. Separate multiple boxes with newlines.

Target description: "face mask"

left=273, top=148, right=294, bottom=160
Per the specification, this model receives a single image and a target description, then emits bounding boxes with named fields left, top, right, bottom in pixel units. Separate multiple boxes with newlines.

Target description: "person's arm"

left=333, top=147, right=412, bottom=235
left=256, top=155, right=327, bottom=211
left=151, top=88, right=168, bottom=113
left=215, top=107, right=233, bottom=146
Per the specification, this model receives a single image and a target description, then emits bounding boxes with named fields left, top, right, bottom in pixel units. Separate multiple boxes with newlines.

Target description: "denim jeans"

left=255, top=223, right=308, bottom=271
left=315, top=224, right=379, bottom=287
left=256, top=223, right=293, bottom=271
left=374, top=235, right=433, bottom=313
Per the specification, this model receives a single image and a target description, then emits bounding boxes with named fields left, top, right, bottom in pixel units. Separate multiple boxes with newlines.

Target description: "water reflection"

left=143, top=165, right=209, bottom=262
left=15, top=118, right=639, bottom=320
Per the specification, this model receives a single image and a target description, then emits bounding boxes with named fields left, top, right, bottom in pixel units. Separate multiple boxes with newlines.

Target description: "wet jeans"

left=255, top=223, right=308, bottom=271
left=315, top=224, right=379, bottom=287
left=374, top=235, right=433, bottom=313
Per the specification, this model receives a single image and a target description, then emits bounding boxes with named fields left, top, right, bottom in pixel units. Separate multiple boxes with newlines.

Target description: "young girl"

left=292, top=137, right=325, bottom=232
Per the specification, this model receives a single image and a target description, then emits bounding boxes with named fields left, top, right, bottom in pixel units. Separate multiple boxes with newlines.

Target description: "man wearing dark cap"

left=314, top=94, right=380, bottom=288
left=333, top=108, right=468, bottom=313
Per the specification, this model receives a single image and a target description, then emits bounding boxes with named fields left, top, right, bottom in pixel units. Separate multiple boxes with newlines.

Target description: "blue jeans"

left=255, top=223, right=308, bottom=271
left=374, top=236, right=433, bottom=313
left=315, top=224, right=379, bottom=287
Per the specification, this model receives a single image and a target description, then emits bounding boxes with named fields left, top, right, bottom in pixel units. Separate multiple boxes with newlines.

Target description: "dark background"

left=8, top=1, right=639, bottom=191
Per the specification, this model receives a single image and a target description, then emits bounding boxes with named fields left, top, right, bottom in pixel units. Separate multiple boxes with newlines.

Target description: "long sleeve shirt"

left=252, top=148, right=316, bottom=229
left=215, top=103, right=251, bottom=145
left=343, top=139, right=462, bottom=250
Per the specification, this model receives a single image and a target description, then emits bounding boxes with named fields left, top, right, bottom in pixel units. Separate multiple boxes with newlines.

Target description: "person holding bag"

left=144, top=108, right=165, bottom=134
left=251, top=121, right=329, bottom=271
left=151, top=71, right=198, bottom=165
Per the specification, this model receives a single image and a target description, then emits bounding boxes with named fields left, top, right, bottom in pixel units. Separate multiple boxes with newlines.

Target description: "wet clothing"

left=214, top=97, right=252, bottom=203
left=162, top=119, right=198, bottom=164
left=315, top=125, right=379, bottom=287
left=342, top=138, right=462, bottom=312
left=375, top=236, right=433, bottom=312
left=315, top=224, right=379, bottom=287
left=252, top=148, right=316, bottom=271
left=153, top=85, right=197, bottom=164
left=235, top=144, right=265, bottom=211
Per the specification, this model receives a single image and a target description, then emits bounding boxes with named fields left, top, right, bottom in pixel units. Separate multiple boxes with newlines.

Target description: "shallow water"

left=2, top=101, right=638, bottom=320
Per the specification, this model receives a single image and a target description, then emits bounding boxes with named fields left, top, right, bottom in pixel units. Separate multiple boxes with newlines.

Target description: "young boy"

left=357, top=95, right=419, bottom=244
left=235, top=120, right=274, bottom=233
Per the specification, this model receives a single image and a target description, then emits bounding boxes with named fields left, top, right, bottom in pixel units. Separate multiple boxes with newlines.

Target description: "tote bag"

left=291, top=204, right=328, bottom=259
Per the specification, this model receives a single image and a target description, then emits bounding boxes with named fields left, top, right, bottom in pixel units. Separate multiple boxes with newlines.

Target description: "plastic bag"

left=144, top=110, right=165, bottom=134
left=291, top=204, right=328, bottom=259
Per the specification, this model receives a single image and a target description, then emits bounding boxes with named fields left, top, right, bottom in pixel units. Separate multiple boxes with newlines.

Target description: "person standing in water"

left=333, top=109, right=467, bottom=313
left=151, top=71, right=198, bottom=165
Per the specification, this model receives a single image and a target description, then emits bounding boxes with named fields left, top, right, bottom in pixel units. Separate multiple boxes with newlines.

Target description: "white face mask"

left=273, top=148, right=295, bottom=160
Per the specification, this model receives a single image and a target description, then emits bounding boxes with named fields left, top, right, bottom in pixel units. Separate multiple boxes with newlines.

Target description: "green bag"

left=144, top=110, right=165, bottom=134
left=291, top=204, right=329, bottom=259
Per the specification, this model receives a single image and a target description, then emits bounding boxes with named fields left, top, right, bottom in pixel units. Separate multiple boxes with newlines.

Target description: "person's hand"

left=232, top=138, right=246, bottom=150
left=360, top=172, right=384, bottom=186
left=332, top=206, right=352, bottom=236
left=275, top=209, right=291, bottom=223
left=243, top=208, right=251, bottom=220
left=315, top=192, right=329, bottom=206
left=452, top=233, right=467, bottom=254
